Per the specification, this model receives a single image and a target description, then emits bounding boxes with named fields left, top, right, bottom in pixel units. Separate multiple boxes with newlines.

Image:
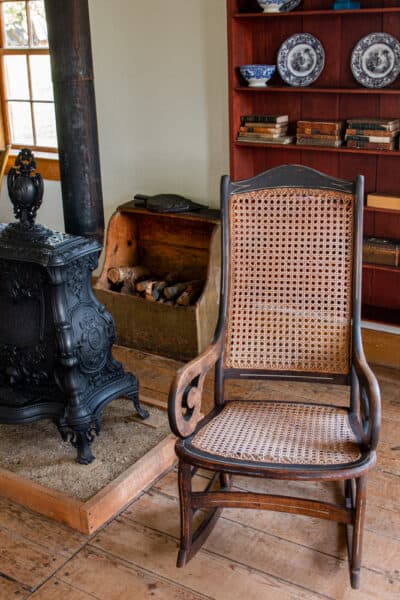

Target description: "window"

left=0, top=0, right=57, bottom=152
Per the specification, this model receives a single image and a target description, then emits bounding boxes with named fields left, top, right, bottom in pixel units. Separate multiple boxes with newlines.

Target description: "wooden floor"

left=0, top=349, right=399, bottom=600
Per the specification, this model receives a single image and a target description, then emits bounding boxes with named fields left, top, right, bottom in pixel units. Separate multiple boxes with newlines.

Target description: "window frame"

left=0, top=0, right=60, bottom=178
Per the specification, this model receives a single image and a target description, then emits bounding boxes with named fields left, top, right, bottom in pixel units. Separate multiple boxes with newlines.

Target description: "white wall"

left=1, top=1, right=229, bottom=233
left=90, top=0, right=229, bottom=229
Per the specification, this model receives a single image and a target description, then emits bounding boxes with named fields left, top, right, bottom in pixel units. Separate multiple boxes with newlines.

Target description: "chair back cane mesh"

left=224, top=187, right=354, bottom=374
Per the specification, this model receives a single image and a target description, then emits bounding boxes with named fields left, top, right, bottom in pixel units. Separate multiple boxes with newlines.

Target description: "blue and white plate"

left=257, top=0, right=302, bottom=12
left=351, top=32, right=400, bottom=89
left=277, top=33, right=325, bottom=87
left=280, top=0, right=302, bottom=11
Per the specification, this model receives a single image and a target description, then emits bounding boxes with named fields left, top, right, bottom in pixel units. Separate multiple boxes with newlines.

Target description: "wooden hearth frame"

left=0, top=429, right=176, bottom=535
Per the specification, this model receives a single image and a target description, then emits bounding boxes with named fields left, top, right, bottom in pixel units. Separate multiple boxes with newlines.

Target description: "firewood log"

left=136, top=279, right=154, bottom=293
left=165, top=272, right=180, bottom=284
left=107, top=265, right=149, bottom=285
left=144, top=280, right=158, bottom=302
left=162, top=282, right=188, bottom=301
left=107, top=266, right=133, bottom=285
left=176, top=281, right=204, bottom=306
left=143, top=280, right=169, bottom=302
left=163, top=280, right=202, bottom=302
left=120, top=280, right=133, bottom=294
left=152, top=280, right=168, bottom=300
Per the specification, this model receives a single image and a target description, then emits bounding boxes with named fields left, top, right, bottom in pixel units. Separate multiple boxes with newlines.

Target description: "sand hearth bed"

left=0, top=402, right=171, bottom=501
left=0, top=346, right=179, bottom=533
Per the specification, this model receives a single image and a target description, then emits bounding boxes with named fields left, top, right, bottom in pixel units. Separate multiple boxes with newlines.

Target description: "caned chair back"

left=223, top=166, right=360, bottom=376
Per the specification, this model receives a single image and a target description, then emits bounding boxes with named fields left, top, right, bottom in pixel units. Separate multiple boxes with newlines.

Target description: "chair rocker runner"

left=168, top=164, right=381, bottom=589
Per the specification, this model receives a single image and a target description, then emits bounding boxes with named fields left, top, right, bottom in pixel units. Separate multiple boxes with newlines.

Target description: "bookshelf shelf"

left=364, top=206, right=400, bottom=216
left=235, top=141, right=400, bottom=156
left=363, top=263, right=400, bottom=274
left=235, top=86, right=400, bottom=95
left=228, top=0, right=400, bottom=326
left=235, top=7, right=400, bottom=19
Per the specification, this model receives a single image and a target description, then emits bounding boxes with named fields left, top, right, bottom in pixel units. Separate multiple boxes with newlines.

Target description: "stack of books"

left=345, top=118, right=400, bottom=151
left=237, top=114, right=293, bottom=145
left=296, top=120, right=344, bottom=147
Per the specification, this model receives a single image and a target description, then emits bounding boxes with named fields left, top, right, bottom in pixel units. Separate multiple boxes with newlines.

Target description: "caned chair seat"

left=189, top=401, right=362, bottom=467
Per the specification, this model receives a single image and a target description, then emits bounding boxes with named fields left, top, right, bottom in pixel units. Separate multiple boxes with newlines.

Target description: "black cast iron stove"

left=0, top=150, right=148, bottom=464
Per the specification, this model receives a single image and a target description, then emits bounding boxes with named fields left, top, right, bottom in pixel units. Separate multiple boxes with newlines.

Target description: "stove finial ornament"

left=7, top=149, right=44, bottom=227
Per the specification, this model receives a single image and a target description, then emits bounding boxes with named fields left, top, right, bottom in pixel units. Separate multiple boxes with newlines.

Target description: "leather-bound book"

left=363, top=237, right=400, bottom=267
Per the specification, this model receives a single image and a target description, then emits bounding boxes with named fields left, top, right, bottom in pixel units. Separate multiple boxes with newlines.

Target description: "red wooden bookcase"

left=227, top=0, right=400, bottom=325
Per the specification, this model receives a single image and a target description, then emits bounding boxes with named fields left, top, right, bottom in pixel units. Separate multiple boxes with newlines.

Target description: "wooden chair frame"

left=168, top=164, right=381, bottom=589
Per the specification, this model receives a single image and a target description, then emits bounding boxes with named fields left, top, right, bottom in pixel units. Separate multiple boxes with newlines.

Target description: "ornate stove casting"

left=0, top=149, right=148, bottom=464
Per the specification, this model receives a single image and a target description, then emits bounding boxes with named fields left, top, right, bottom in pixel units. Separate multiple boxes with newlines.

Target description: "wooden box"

left=95, top=203, right=220, bottom=361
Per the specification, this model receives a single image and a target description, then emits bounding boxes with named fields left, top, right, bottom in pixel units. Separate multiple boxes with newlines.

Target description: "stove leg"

left=73, top=429, right=96, bottom=464
left=56, top=418, right=98, bottom=464
left=127, top=384, right=149, bottom=420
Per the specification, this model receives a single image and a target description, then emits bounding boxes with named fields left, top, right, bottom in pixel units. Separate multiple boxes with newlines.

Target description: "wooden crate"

left=95, top=204, right=221, bottom=361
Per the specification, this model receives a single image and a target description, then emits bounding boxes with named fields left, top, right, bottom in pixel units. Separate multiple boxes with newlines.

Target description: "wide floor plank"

left=29, top=579, right=98, bottom=600
left=123, top=486, right=400, bottom=599
left=0, top=527, right=69, bottom=590
left=0, top=575, right=28, bottom=599
left=58, top=546, right=208, bottom=600
left=0, top=497, right=86, bottom=557
left=91, top=518, right=324, bottom=600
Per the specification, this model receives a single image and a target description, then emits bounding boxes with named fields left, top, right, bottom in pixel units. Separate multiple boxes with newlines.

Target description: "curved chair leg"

left=346, top=476, right=367, bottom=589
left=177, top=462, right=226, bottom=567
left=177, top=461, right=193, bottom=567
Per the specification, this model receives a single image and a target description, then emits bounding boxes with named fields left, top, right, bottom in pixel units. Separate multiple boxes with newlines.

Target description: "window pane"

left=4, top=55, right=30, bottom=100
left=29, top=0, right=48, bottom=48
left=30, top=55, right=53, bottom=101
left=33, top=102, right=57, bottom=147
left=2, top=2, right=28, bottom=48
left=8, top=102, right=34, bottom=145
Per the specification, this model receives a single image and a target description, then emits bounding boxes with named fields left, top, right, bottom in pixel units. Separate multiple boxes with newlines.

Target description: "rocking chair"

left=168, top=164, right=381, bottom=589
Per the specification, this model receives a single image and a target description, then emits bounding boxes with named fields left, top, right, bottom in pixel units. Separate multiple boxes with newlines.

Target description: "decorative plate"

left=256, top=0, right=302, bottom=12
left=277, top=33, right=325, bottom=87
left=351, top=32, right=400, bottom=89
left=280, top=0, right=302, bottom=11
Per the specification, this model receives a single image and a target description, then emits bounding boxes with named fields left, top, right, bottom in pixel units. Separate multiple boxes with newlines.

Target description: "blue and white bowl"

left=239, top=64, right=276, bottom=87
left=257, top=0, right=301, bottom=12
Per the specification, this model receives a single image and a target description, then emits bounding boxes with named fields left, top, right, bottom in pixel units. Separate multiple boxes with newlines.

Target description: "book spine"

left=366, top=195, right=400, bottom=210
left=346, top=128, right=399, bottom=137
left=297, top=120, right=343, bottom=127
left=346, top=134, right=393, bottom=144
left=297, top=126, right=342, bottom=135
left=297, top=133, right=342, bottom=140
left=237, top=134, right=294, bottom=145
left=346, top=139, right=394, bottom=150
left=363, top=239, right=400, bottom=267
left=241, top=114, right=288, bottom=124
left=296, top=138, right=342, bottom=147
left=239, top=126, right=287, bottom=134
left=346, top=122, right=394, bottom=131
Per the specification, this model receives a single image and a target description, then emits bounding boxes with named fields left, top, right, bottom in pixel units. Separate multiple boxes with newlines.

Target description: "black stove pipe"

left=44, top=0, right=104, bottom=243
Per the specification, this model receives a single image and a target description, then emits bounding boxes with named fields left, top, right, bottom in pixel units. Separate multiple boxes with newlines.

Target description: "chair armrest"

left=168, top=336, right=223, bottom=438
left=353, top=347, right=381, bottom=451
